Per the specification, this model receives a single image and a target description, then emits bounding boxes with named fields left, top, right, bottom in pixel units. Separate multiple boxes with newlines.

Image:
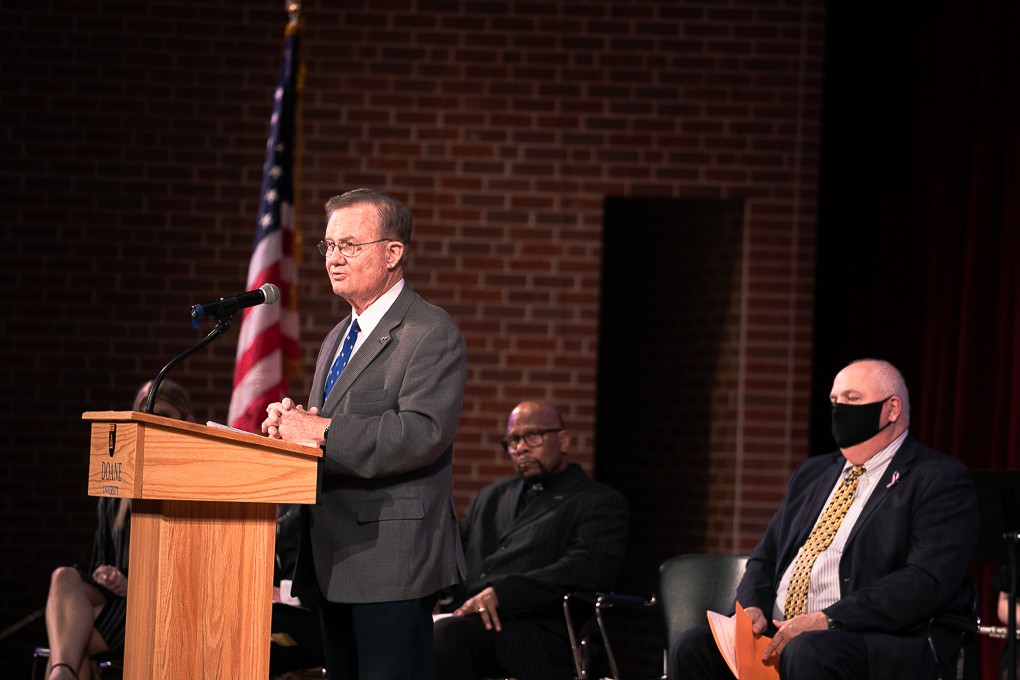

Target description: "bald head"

left=848, top=356, right=913, bottom=420
left=507, top=401, right=564, bottom=431
left=504, top=401, right=569, bottom=482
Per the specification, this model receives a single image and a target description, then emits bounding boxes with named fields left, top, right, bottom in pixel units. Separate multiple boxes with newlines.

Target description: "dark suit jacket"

left=451, top=463, right=630, bottom=680
left=736, top=434, right=979, bottom=680
left=292, top=283, right=468, bottom=604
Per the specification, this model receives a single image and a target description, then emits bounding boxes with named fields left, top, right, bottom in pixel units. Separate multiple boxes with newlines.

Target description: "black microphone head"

left=260, top=283, right=281, bottom=305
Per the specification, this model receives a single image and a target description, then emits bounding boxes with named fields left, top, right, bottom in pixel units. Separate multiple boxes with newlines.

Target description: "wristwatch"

left=825, top=614, right=842, bottom=630
left=322, top=426, right=330, bottom=443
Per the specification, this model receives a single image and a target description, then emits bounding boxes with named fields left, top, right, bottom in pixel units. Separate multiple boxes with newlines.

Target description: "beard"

left=516, top=456, right=550, bottom=483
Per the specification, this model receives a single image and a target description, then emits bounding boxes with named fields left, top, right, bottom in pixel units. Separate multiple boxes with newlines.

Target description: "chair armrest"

left=594, top=591, right=656, bottom=608
left=933, top=612, right=980, bottom=634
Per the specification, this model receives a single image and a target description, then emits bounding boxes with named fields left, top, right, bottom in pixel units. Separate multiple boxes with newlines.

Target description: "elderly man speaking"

left=264, top=188, right=467, bottom=680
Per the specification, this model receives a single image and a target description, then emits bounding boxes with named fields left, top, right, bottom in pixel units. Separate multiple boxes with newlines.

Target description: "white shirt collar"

left=334, top=278, right=404, bottom=362
left=351, top=278, right=404, bottom=337
left=844, top=428, right=908, bottom=476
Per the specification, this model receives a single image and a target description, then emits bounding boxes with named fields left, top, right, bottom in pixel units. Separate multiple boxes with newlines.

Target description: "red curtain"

left=817, top=1, right=1018, bottom=676
left=910, top=2, right=1020, bottom=676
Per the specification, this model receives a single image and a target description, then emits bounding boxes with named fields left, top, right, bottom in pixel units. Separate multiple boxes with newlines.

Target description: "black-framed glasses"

left=317, top=238, right=391, bottom=258
left=501, top=429, right=562, bottom=455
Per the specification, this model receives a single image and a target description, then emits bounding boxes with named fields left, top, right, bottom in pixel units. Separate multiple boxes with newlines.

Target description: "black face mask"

left=831, top=397, right=893, bottom=448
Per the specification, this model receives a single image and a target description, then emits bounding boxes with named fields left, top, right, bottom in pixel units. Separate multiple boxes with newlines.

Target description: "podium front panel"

left=124, top=499, right=275, bottom=679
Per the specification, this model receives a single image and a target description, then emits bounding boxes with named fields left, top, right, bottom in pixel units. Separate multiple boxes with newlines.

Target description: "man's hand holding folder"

left=706, top=603, right=780, bottom=679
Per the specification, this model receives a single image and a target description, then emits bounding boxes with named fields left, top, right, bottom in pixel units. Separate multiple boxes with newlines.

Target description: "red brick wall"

left=1, top=0, right=823, bottom=672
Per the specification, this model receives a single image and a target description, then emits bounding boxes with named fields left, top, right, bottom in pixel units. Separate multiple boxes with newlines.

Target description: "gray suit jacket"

left=294, top=283, right=468, bottom=604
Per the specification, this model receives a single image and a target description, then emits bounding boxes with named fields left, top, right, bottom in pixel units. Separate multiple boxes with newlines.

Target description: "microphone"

left=190, top=283, right=280, bottom=326
left=144, top=284, right=279, bottom=413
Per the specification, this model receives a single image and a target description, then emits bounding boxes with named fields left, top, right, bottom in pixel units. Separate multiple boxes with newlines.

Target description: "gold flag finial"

left=287, top=1, right=301, bottom=27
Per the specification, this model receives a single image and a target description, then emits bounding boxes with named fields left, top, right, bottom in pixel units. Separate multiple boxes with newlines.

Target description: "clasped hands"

left=262, top=397, right=330, bottom=443
left=92, top=564, right=127, bottom=597
left=453, top=586, right=502, bottom=631
left=746, top=606, right=828, bottom=661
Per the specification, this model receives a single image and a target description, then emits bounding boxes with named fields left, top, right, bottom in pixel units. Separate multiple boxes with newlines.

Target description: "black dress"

left=75, top=497, right=130, bottom=655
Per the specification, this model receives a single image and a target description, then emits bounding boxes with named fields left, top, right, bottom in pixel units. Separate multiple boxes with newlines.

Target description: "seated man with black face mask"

left=668, top=358, right=979, bottom=680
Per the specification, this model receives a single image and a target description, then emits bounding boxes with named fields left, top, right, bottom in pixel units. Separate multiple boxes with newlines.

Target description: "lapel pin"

left=886, top=470, right=900, bottom=489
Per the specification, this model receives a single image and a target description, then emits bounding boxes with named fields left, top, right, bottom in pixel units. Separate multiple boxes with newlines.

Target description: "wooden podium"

left=83, top=411, right=322, bottom=679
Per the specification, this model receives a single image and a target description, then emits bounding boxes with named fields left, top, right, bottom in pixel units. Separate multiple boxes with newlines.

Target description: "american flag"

left=228, top=20, right=302, bottom=433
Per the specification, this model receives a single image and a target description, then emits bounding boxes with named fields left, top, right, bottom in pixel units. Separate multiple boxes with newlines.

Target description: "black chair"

left=655, top=554, right=748, bottom=677
left=563, top=591, right=654, bottom=679
left=565, top=553, right=748, bottom=680
left=929, top=579, right=989, bottom=680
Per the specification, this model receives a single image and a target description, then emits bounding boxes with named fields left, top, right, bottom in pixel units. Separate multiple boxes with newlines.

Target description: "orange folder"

left=706, top=602, right=780, bottom=679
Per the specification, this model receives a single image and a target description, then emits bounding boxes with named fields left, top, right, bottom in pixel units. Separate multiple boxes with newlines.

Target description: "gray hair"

left=324, top=188, right=412, bottom=263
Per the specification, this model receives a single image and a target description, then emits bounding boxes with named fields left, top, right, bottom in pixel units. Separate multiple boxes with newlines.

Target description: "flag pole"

left=227, top=3, right=303, bottom=432
left=285, top=0, right=304, bottom=380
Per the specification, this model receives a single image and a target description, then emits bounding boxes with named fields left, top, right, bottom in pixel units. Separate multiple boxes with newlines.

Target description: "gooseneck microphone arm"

left=143, top=318, right=232, bottom=414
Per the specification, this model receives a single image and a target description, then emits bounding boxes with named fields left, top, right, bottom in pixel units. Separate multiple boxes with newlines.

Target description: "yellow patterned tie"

left=783, top=464, right=865, bottom=618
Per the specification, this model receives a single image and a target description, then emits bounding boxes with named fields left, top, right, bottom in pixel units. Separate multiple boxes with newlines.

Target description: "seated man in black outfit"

left=434, top=400, right=630, bottom=680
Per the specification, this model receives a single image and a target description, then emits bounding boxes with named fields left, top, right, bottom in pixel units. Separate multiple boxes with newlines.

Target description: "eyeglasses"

left=501, top=429, right=562, bottom=455
left=317, top=238, right=391, bottom=258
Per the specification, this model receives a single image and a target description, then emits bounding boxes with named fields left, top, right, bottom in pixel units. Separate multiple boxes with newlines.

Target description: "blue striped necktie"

left=323, top=319, right=361, bottom=399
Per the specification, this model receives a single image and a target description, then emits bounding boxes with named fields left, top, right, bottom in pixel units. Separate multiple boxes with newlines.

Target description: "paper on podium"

left=206, top=420, right=253, bottom=434
left=706, top=602, right=779, bottom=679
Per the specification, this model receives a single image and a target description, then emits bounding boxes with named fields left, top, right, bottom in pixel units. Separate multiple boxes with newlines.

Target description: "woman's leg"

left=45, top=566, right=110, bottom=679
